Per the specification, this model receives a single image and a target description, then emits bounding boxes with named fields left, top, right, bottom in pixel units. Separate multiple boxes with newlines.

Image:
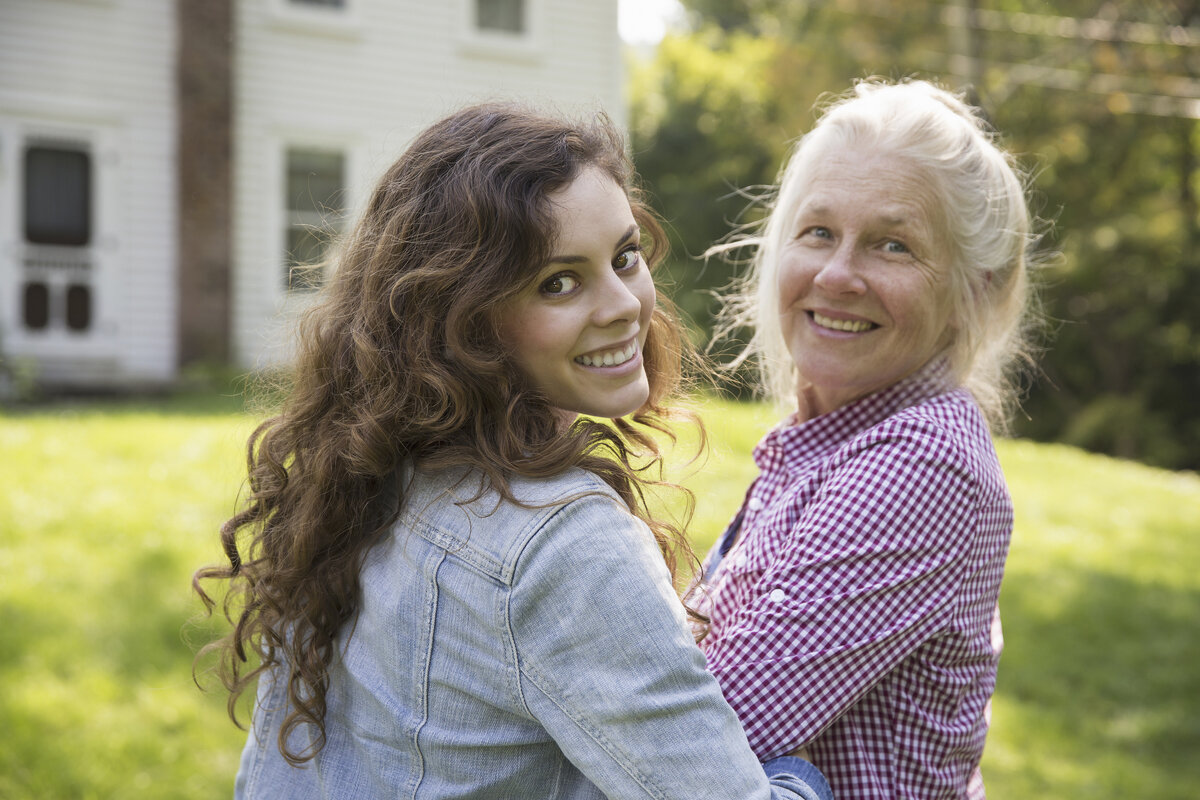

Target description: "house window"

left=285, top=148, right=346, bottom=291
left=24, top=146, right=91, bottom=246
left=271, top=0, right=360, bottom=37
left=66, top=284, right=92, bottom=331
left=476, top=0, right=524, bottom=33
left=23, top=283, right=51, bottom=330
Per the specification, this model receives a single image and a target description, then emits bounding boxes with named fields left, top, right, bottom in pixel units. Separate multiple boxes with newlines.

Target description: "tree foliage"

left=629, top=0, right=1200, bottom=469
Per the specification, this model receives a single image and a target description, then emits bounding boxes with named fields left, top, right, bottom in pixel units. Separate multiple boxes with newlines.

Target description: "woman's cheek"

left=776, top=249, right=810, bottom=316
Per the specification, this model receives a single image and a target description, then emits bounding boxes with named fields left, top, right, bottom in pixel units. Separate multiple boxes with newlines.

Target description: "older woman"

left=698, top=79, right=1037, bottom=799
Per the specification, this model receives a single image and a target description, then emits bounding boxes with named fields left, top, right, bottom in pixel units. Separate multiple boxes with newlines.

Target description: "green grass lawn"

left=2, top=393, right=1198, bottom=798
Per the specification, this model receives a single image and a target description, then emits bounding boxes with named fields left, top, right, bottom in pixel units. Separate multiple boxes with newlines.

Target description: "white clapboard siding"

left=231, top=0, right=622, bottom=369
left=1, top=0, right=622, bottom=385
left=0, top=0, right=177, bottom=386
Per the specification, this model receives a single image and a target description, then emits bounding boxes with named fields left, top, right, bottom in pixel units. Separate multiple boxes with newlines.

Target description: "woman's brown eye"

left=540, top=274, right=578, bottom=295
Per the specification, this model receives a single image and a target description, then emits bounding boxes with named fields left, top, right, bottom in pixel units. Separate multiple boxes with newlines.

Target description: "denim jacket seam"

left=501, top=569, right=531, bottom=722
left=496, top=478, right=612, bottom=583
left=243, top=684, right=277, bottom=797
left=404, top=546, right=445, bottom=799
left=502, top=500, right=577, bottom=721
left=403, top=510, right=507, bottom=579
left=516, top=660, right=667, bottom=799
left=403, top=476, right=603, bottom=582
left=503, top=492, right=669, bottom=800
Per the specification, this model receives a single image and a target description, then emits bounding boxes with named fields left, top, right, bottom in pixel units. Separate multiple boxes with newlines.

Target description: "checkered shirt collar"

left=754, top=358, right=955, bottom=476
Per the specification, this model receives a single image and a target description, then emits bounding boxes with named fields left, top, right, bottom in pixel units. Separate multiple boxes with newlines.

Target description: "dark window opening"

left=24, top=146, right=91, bottom=246
left=23, top=283, right=50, bottom=330
left=66, top=284, right=92, bottom=331
left=476, top=0, right=524, bottom=33
left=285, top=148, right=346, bottom=291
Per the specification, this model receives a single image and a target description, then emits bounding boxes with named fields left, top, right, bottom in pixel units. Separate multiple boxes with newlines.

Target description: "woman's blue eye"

left=541, top=274, right=579, bottom=295
left=884, top=240, right=910, bottom=254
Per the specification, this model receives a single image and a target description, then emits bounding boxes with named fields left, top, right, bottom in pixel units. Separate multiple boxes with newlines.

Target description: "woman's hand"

left=788, top=746, right=813, bottom=762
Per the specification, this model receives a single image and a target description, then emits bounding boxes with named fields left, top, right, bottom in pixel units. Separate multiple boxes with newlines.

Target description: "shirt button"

left=733, top=552, right=747, bottom=568
left=768, top=588, right=786, bottom=603
left=748, top=497, right=764, bottom=511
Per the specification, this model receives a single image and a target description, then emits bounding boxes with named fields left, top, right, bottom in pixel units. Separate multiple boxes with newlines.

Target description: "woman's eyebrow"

left=548, top=224, right=639, bottom=264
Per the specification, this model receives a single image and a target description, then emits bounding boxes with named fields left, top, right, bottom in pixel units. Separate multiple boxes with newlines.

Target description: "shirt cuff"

left=762, top=755, right=834, bottom=800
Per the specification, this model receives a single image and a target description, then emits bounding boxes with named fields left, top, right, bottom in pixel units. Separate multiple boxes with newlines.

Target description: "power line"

left=834, top=0, right=1199, bottom=47
left=938, top=53, right=1200, bottom=118
left=938, top=4, right=1200, bottom=47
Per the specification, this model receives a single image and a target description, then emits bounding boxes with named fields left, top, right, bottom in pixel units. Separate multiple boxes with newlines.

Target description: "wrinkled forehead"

left=792, top=146, right=947, bottom=225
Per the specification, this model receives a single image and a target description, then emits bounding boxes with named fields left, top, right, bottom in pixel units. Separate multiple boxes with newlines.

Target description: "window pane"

left=476, top=0, right=524, bottom=33
left=24, top=146, right=91, bottom=246
left=23, top=283, right=50, bottom=330
left=285, top=148, right=345, bottom=291
left=66, top=284, right=92, bottom=331
left=286, top=149, right=345, bottom=214
left=288, top=263, right=325, bottom=291
left=286, top=224, right=330, bottom=290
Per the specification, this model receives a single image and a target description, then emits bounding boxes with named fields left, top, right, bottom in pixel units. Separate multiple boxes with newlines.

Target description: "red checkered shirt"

left=697, top=360, right=1012, bottom=799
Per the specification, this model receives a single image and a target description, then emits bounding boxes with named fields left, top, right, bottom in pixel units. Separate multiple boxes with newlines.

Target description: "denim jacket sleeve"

left=507, top=491, right=832, bottom=800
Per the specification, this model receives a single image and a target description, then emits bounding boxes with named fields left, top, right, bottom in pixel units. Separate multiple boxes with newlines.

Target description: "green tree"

left=629, top=29, right=791, bottom=339
left=973, top=3, right=1200, bottom=469
left=629, top=1, right=1200, bottom=468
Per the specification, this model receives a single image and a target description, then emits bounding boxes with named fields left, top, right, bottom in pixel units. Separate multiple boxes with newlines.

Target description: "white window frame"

left=267, top=0, right=363, bottom=39
left=457, top=0, right=545, bottom=64
left=0, top=116, right=120, bottom=362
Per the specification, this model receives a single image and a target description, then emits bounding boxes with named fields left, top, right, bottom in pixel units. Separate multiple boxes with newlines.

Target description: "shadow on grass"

left=1, top=390, right=251, bottom=418
left=0, top=543, right=242, bottom=797
left=0, top=546, right=207, bottom=681
left=0, top=365, right=291, bottom=418
left=996, top=565, right=1200, bottom=795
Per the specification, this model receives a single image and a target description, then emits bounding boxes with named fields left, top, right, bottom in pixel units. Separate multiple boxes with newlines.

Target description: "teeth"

left=812, top=312, right=874, bottom=333
left=576, top=342, right=638, bottom=367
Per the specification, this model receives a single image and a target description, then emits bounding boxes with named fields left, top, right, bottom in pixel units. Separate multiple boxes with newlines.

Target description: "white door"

left=0, top=125, right=118, bottom=384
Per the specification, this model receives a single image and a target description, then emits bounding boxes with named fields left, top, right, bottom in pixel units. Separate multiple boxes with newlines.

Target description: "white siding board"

left=0, top=0, right=177, bottom=385
left=4, top=0, right=622, bottom=386
left=231, top=0, right=622, bottom=369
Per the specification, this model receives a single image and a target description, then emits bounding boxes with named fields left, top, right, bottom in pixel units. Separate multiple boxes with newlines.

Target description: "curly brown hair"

left=192, top=102, right=705, bottom=765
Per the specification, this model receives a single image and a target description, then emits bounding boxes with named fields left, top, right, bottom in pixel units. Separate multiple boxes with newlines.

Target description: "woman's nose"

left=593, top=273, right=642, bottom=327
left=813, top=245, right=867, bottom=294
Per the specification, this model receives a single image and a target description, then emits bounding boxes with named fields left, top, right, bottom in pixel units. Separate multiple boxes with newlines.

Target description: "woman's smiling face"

left=500, top=167, right=655, bottom=421
left=777, top=149, right=956, bottom=417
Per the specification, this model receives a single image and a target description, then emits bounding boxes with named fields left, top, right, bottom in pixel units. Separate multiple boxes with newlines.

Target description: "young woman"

left=194, top=102, right=831, bottom=800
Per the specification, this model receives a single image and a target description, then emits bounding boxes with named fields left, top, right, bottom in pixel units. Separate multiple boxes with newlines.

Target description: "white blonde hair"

left=715, top=78, right=1038, bottom=431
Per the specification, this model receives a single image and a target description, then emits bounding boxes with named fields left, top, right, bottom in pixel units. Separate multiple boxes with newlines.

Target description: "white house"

left=0, top=0, right=624, bottom=390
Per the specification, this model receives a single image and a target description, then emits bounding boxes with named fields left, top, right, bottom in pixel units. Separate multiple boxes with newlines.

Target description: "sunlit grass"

left=986, top=439, right=1200, bottom=797
left=0, top=401, right=255, bottom=799
left=1, top=394, right=1198, bottom=798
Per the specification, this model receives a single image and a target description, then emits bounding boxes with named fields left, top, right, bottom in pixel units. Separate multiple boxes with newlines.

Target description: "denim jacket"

left=234, top=466, right=830, bottom=799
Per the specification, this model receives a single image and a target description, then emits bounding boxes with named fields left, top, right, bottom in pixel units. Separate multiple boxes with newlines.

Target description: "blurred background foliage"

left=627, top=0, right=1200, bottom=470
